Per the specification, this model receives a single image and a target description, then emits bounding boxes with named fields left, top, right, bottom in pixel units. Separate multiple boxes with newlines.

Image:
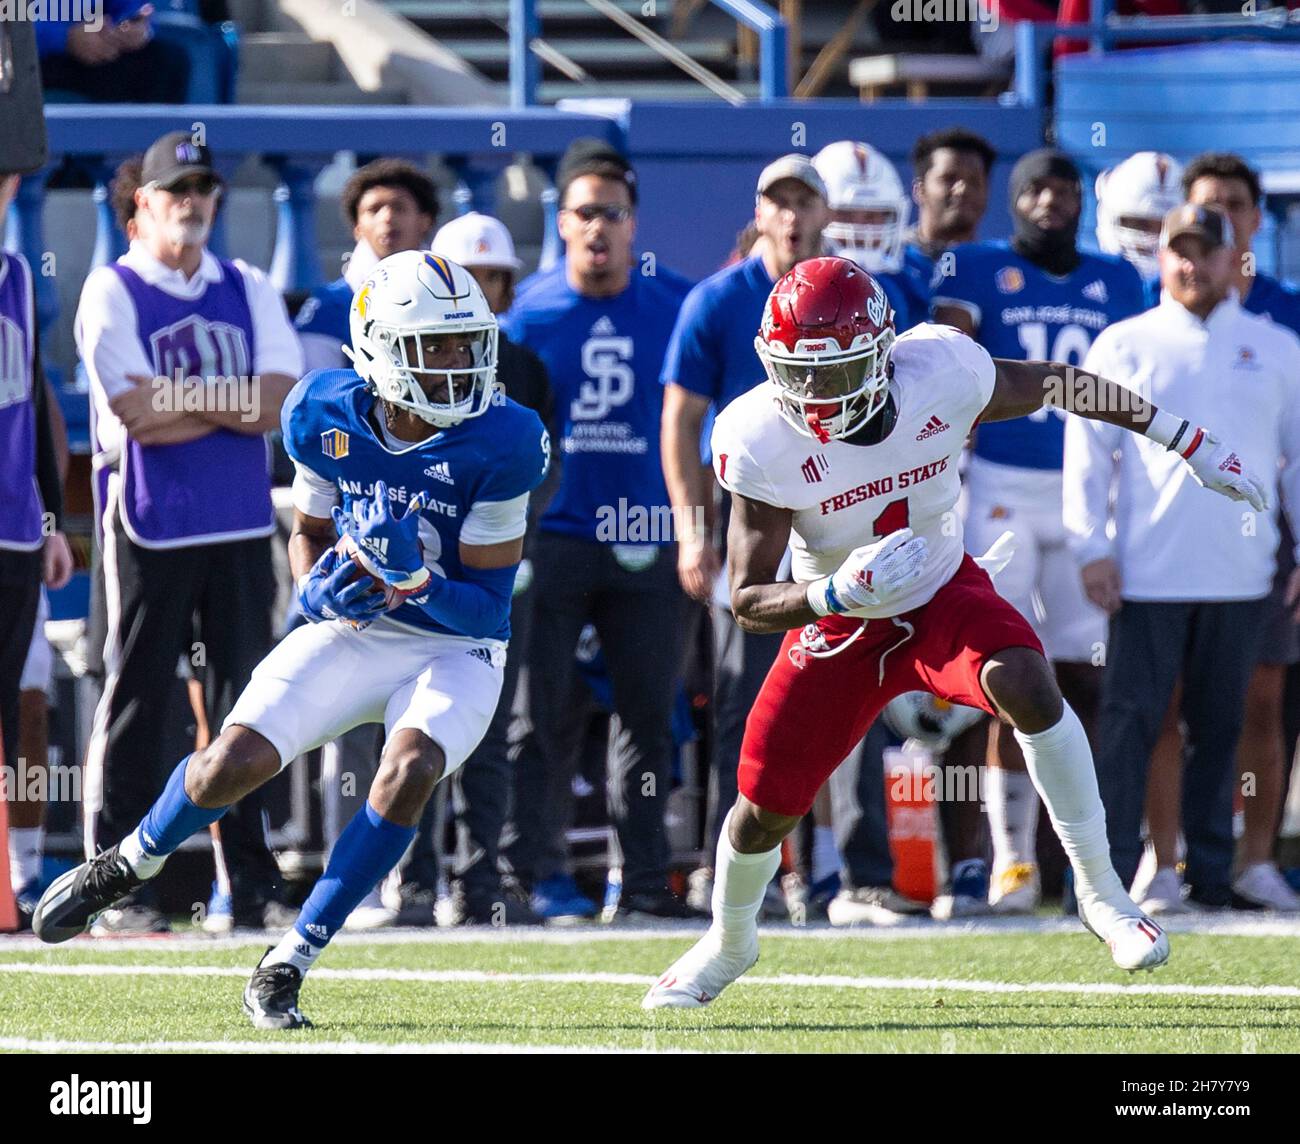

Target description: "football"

left=333, top=533, right=429, bottom=612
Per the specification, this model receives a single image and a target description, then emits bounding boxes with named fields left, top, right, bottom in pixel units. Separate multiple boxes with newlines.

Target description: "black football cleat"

left=243, top=949, right=314, bottom=1031
left=32, top=845, right=144, bottom=944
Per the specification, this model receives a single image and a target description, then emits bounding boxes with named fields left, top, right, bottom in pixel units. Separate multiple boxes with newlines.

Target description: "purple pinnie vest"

left=0, top=253, right=43, bottom=550
left=103, top=258, right=274, bottom=546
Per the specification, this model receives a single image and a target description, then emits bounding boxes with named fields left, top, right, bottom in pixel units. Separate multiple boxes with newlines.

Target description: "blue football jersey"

left=1243, top=273, right=1300, bottom=339
left=504, top=266, right=688, bottom=543
left=282, top=368, right=549, bottom=641
left=294, top=277, right=353, bottom=346
left=932, top=241, right=1145, bottom=470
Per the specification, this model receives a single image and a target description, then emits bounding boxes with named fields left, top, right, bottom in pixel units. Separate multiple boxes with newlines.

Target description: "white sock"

left=1013, top=703, right=1126, bottom=906
left=264, top=928, right=324, bottom=974
left=985, top=767, right=1039, bottom=869
left=8, top=826, right=44, bottom=889
left=811, top=825, right=840, bottom=885
left=118, top=829, right=166, bottom=879
left=710, top=810, right=782, bottom=953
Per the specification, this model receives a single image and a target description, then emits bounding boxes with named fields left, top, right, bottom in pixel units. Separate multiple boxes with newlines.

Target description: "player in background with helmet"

left=34, top=252, right=550, bottom=1031
left=813, top=141, right=926, bottom=333
left=643, top=255, right=1268, bottom=1009
left=1095, top=151, right=1184, bottom=307
left=931, top=150, right=1146, bottom=915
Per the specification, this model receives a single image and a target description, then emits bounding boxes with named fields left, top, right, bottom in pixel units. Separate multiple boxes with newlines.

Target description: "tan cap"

left=756, top=154, right=827, bottom=201
left=1160, top=203, right=1234, bottom=250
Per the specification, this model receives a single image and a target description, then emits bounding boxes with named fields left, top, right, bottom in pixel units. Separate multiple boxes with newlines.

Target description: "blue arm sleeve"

left=410, top=563, right=518, bottom=639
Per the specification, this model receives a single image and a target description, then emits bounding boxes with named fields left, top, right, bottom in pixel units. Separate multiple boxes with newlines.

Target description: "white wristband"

left=806, top=576, right=837, bottom=617
left=1145, top=408, right=1196, bottom=455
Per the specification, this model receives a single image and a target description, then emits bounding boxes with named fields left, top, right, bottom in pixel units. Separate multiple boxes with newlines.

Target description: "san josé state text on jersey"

left=932, top=241, right=1144, bottom=469
left=282, top=368, right=548, bottom=640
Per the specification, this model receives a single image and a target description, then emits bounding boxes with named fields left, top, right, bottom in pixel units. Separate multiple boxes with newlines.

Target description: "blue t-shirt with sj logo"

left=503, top=265, right=689, bottom=543
left=931, top=240, right=1145, bottom=470
left=282, top=368, right=549, bottom=641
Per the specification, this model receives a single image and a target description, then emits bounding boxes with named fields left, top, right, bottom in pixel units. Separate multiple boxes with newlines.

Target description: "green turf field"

left=3, top=921, right=1298, bottom=1053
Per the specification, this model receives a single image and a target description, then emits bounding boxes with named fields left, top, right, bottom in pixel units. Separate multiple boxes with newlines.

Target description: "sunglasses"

left=157, top=175, right=221, bottom=197
left=564, top=203, right=632, bottom=224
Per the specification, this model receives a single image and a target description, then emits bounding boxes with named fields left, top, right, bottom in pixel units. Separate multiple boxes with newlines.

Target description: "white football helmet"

left=1095, top=152, right=1184, bottom=279
left=882, top=692, right=984, bottom=751
left=813, top=140, right=911, bottom=275
left=347, top=250, right=498, bottom=428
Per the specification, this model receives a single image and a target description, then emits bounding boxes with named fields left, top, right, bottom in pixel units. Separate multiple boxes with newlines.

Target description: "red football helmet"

left=755, top=255, right=896, bottom=443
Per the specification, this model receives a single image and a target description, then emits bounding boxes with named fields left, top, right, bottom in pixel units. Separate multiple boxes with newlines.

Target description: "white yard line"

left=4, top=961, right=1299, bottom=999
left=0, top=1036, right=692, bottom=1055
left=4, top=914, right=1300, bottom=953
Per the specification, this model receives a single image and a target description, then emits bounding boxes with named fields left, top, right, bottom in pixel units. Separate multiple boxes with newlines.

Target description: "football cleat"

left=1232, top=862, right=1300, bottom=912
left=32, top=845, right=145, bottom=944
left=641, top=930, right=758, bottom=1010
left=931, top=858, right=992, bottom=920
left=989, top=861, right=1041, bottom=914
left=828, top=884, right=928, bottom=927
left=1078, top=895, right=1169, bottom=972
left=243, top=949, right=314, bottom=1031
left=1136, top=867, right=1194, bottom=916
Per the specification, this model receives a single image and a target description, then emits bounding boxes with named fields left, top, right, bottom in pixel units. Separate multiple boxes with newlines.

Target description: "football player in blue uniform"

left=932, top=149, right=1145, bottom=915
left=813, top=140, right=926, bottom=333
left=1095, top=151, right=1184, bottom=308
left=33, top=250, right=550, bottom=1030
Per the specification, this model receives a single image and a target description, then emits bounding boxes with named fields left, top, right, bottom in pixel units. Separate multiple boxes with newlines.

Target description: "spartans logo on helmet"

left=346, top=250, right=499, bottom=428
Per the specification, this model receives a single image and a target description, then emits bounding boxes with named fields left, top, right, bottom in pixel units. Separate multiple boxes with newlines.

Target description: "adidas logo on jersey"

left=589, top=316, right=617, bottom=337
left=1082, top=279, right=1109, bottom=303
left=916, top=414, right=950, bottom=440
left=800, top=454, right=830, bottom=483
left=424, top=461, right=454, bottom=484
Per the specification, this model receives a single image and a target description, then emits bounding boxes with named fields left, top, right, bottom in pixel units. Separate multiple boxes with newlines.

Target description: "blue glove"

left=333, top=481, right=429, bottom=590
left=297, top=545, right=388, bottom=627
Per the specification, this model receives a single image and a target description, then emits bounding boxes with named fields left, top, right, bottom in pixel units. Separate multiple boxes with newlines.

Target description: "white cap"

left=756, top=154, right=827, bottom=201
left=430, top=212, right=522, bottom=272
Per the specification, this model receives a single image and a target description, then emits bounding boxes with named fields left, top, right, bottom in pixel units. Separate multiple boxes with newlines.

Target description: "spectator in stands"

left=1064, top=204, right=1300, bottom=910
left=295, top=160, right=440, bottom=373
left=389, top=212, right=555, bottom=926
left=37, top=2, right=190, bottom=103
left=905, top=128, right=995, bottom=286
left=0, top=172, right=75, bottom=927
left=76, top=133, right=303, bottom=933
left=1136, top=155, right=1300, bottom=913
left=503, top=139, right=699, bottom=922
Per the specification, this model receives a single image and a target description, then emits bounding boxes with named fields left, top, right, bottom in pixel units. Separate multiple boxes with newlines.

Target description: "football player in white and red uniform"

left=643, top=256, right=1268, bottom=1009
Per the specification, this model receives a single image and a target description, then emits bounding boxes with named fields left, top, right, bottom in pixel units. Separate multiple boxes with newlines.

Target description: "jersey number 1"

left=873, top=497, right=910, bottom=538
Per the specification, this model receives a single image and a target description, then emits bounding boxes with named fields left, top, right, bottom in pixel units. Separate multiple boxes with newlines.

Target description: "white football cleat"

left=1136, top=867, right=1194, bottom=916
left=1232, top=862, right=1300, bottom=912
left=989, top=861, right=1041, bottom=914
left=1078, top=895, right=1169, bottom=972
left=641, top=930, right=758, bottom=1010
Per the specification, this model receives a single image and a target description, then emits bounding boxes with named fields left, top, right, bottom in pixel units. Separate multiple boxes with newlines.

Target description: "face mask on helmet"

left=822, top=206, right=907, bottom=274
left=348, top=251, right=500, bottom=429
left=1099, top=214, right=1165, bottom=278
left=757, top=327, right=895, bottom=443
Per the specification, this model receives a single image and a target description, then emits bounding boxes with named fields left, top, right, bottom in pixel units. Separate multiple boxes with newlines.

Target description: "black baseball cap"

left=141, top=131, right=221, bottom=190
left=1160, top=203, right=1233, bottom=250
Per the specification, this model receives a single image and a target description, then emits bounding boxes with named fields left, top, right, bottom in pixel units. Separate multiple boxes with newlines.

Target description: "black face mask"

left=1009, top=149, right=1082, bottom=276
left=845, top=389, right=898, bottom=448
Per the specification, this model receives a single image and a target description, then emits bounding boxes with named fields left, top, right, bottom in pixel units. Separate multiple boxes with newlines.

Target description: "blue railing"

left=507, top=0, right=788, bottom=105
left=1012, top=6, right=1300, bottom=110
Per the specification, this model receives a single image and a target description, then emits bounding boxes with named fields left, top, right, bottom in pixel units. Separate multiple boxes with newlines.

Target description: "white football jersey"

left=711, top=323, right=996, bottom=619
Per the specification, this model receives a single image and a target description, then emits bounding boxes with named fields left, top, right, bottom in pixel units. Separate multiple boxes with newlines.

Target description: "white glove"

left=807, top=528, right=929, bottom=615
left=973, top=530, right=1017, bottom=581
left=1182, top=428, right=1269, bottom=513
